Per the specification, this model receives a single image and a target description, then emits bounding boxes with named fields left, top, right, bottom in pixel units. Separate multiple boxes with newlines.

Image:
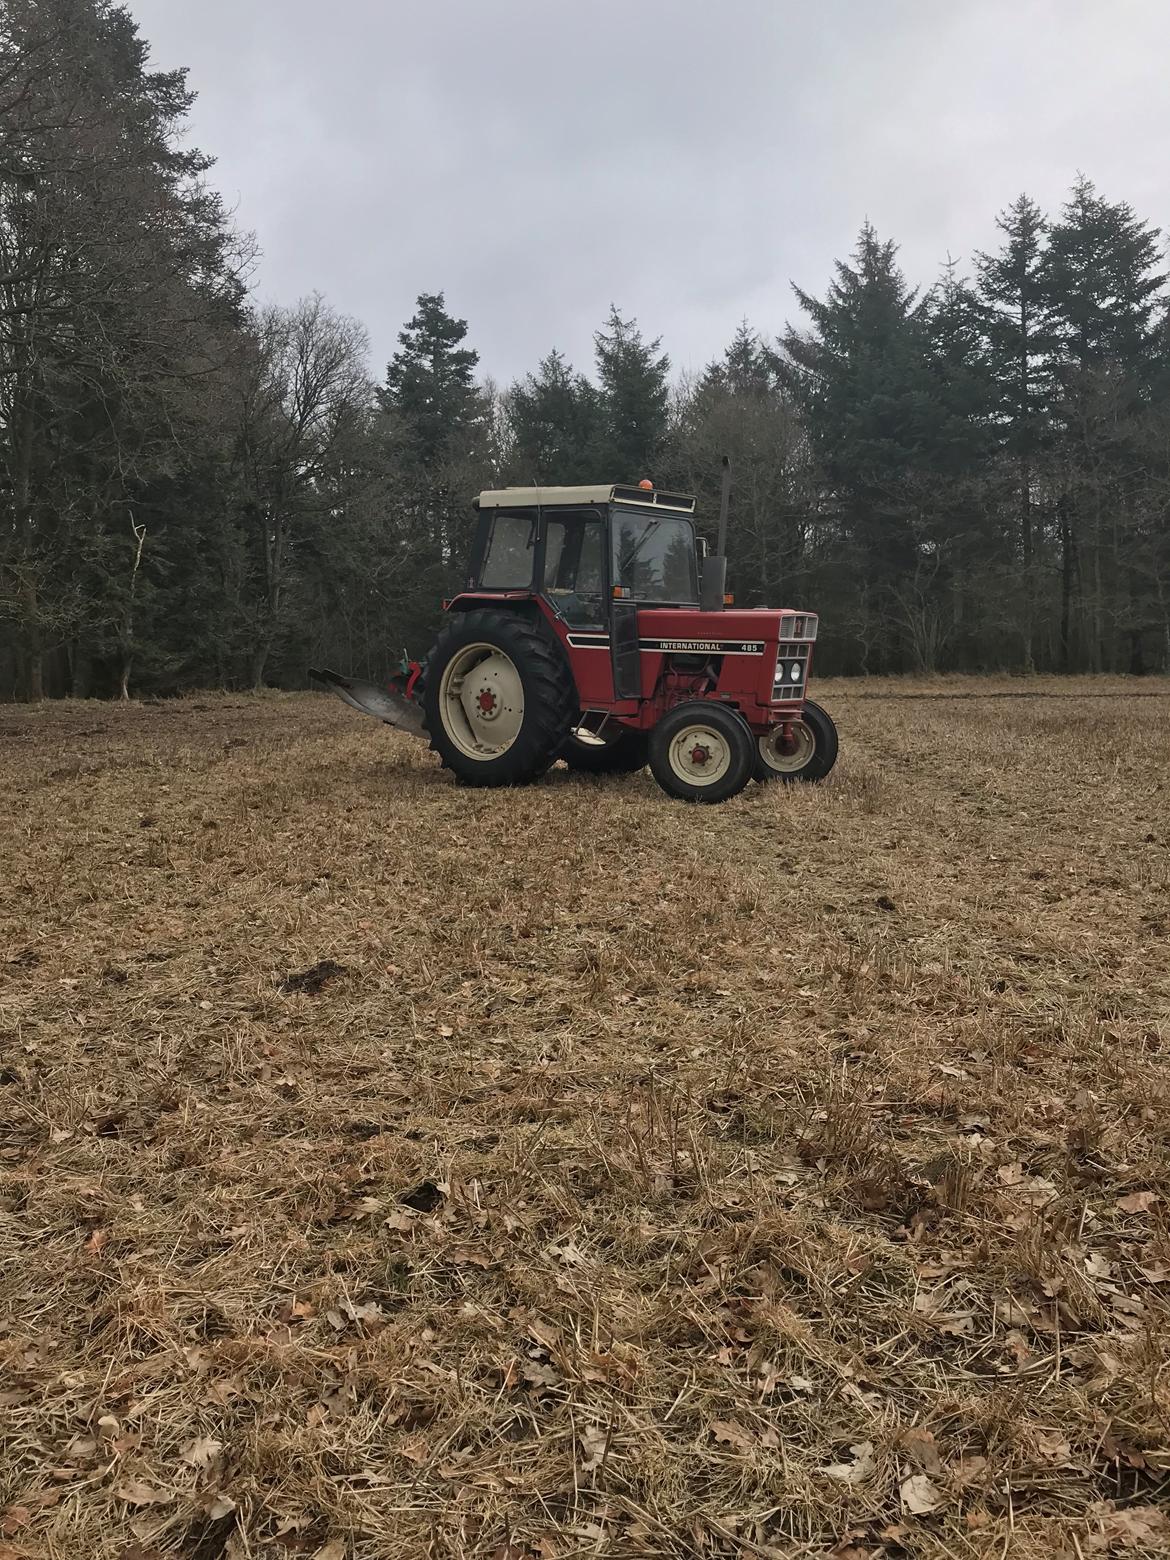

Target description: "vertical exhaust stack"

left=699, top=456, right=732, bottom=611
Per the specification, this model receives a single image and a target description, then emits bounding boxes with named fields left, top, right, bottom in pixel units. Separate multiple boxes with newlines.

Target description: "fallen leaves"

left=1034, top=1429, right=1073, bottom=1465
left=1086, top=1503, right=1170, bottom=1551
left=325, top=1299, right=384, bottom=1330
left=823, top=1443, right=876, bottom=1484
left=578, top=1423, right=608, bottom=1470
left=1115, top=1190, right=1159, bottom=1215
left=114, top=1480, right=172, bottom=1508
left=899, top=1427, right=942, bottom=1475
left=899, top=1473, right=944, bottom=1515
left=710, top=1419, right=779, bottom=1455
left=180, top=1436, right=224, bottom=1471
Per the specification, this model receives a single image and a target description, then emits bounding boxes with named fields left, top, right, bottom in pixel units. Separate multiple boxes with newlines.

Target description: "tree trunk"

left=22, top=576, right=43, bottom=701
left=1020, top=460, right=1034, bottom=672
left=1059, top=502, right=1076, bottom=673
left=250, top=643, right=269, bottom=690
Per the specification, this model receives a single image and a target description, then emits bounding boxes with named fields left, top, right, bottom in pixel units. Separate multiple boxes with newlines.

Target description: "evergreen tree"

left=376, top=292, right=486, bottom=629
left=378, top=292, right=482, bottom=470
left=1042, top=178, right=1167, bottom=669
left=0, top=0, right=247, bottom=698
left=782, top=223, right=936, bottom=669
left=593, top=306, right=670, bottom=480
left=507, top=349, right=600, bottom=482
left=698, top=320, right=779, bottom=399
left=976, top=195, right=1051, bottom=666
left=668, top=323, right=812, bottom=615
left=1045, top=177, right=1165, bottom=385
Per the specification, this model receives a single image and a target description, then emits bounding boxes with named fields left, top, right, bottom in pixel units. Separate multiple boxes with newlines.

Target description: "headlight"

left=790, top=663, right=802, bottom=681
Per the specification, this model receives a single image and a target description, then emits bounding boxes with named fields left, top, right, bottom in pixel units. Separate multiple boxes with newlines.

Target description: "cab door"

left=540, top=510, right=614, bottom=704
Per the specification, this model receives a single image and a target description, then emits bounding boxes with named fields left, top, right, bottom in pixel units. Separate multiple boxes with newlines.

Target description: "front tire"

left=754, top=699, right=838, bottom=783
left=648, top=702, right=754, bottom=804
left=561, top=725, right=649, bottom=775
left=422, top=610, right=575, bottom=786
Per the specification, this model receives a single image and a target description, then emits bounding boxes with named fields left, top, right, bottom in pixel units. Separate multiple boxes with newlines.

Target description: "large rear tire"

left=648, top=702, right=754, bottom=804
left=754, top=699, right=838, bottom=783
left=560, top=725, right=649, bottom=776
left=422, top=610, right=575, bottom=787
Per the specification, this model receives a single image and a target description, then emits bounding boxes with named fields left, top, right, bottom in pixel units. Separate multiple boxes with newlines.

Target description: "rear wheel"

left=560, top=725, right=649, bottom=775
left=754, top=699, right=838, bottom=783
left=422, top=610, right=575, bottom=786
left=648, top=702, right=754, bottom=804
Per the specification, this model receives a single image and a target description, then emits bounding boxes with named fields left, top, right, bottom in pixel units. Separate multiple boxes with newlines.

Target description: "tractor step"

left=309, top=667, right=426, bottom=738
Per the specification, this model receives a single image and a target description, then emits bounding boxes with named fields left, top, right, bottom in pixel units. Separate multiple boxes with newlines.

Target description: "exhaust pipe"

left=699, top=455, right=731, bottom=612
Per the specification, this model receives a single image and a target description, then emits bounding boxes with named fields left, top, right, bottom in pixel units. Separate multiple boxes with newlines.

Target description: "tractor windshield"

left=611, top=510, right=699, bottom=603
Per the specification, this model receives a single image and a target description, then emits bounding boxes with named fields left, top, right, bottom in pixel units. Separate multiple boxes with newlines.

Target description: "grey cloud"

left=131, top=0, right=1170, bottom=382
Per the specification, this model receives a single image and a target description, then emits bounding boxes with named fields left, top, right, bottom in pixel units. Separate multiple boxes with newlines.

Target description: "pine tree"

left=592, top=306, right=670, bottom=481
left=379, top=292, right=482, bottom=470
left=782, top=223, right=936, bottom=669
left=668, top=323, right=811, bottom=617
left=975, top=194, right=1051, bottom=667
left=0, top=0, right=248, bottom=698
left=1042, top=178, right=1168, bottom=669
left=377, top=292, right=486, bottom=617
left=698, top=320, right=778, bottom=399
left=507, top=349, right=600, bottom=482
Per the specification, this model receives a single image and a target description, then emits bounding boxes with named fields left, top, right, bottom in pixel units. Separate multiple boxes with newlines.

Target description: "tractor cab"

left=466, top=484, right=708, bottom=701
left=468, top=483, right=701, bottom=616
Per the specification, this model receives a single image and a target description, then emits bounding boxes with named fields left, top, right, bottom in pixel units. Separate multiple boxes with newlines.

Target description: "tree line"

left=3, top=0, right=1170, bottom=699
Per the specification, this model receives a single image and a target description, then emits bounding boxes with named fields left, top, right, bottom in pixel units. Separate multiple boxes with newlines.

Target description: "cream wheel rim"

left=439, top=642, right=525, bottom=759
left=667, top=723, right=733, bottom=786
left=758, top=720, right=815, bottom=774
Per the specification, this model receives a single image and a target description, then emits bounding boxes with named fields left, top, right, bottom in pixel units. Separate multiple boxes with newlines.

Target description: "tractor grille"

left=773, top=642, right=811, bottom=697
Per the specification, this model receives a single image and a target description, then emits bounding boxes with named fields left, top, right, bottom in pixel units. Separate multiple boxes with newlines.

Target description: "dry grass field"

left=2, top=679, right=1169, bottom=1560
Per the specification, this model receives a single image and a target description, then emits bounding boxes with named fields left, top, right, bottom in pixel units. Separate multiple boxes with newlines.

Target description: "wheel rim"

left=667, top=723, right=733, bottom=786
left=439, top=642, right=525, bottom=759
left=758, top=720, right=815, bottom=774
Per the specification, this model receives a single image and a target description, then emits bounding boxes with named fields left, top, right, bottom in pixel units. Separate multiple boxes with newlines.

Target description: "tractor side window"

left=479, top=513, right=535, bottom=589
left=611, top=513, right=699, bottom=603
left=542, top=513, right=605, bottom=628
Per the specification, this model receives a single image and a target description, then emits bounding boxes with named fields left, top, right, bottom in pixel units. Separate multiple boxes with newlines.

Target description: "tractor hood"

left=636, top=606, right=817, bottom=648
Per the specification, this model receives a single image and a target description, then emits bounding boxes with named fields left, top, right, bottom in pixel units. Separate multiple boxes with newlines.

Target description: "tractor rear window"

left=611, top=512, right=698, bottom=603
left=479, top=513, right=535, bottom=588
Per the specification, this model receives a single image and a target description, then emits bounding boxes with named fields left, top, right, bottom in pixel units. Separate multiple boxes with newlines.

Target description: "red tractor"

left=313, top=466, right=837, bottom=803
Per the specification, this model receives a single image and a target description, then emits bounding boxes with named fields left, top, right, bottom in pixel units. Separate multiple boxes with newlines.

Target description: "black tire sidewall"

left=422, top=610, right=574, bottom=786
left=648, top=702, right=754, bottom=803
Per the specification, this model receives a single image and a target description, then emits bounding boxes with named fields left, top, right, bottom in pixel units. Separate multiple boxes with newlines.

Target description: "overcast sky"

left=130, top=0, right=1169, bottom=385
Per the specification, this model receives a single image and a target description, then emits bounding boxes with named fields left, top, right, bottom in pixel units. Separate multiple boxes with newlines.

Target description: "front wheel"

left=754, top=699, right=838, bottom=783
left=648, top=702, right=754, bottom=804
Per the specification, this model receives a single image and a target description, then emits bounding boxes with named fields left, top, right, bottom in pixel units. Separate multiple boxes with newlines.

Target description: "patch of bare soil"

left=1, top=680, right=1168, bottom=1559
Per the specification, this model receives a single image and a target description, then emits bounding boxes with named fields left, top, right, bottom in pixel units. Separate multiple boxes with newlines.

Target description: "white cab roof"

left=477, top=484, right=696, bottom=514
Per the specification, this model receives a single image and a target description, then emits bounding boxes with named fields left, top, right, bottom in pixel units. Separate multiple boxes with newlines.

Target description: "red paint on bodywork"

left=443, top=593, right=813, bottom=736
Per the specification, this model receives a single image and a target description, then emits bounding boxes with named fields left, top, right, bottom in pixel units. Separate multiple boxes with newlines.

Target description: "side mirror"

left=696, top=536, right=710, bottom=560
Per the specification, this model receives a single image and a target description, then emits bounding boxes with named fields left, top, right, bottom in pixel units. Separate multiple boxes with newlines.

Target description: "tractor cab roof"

left=475, top=484, right=697, bottom=515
